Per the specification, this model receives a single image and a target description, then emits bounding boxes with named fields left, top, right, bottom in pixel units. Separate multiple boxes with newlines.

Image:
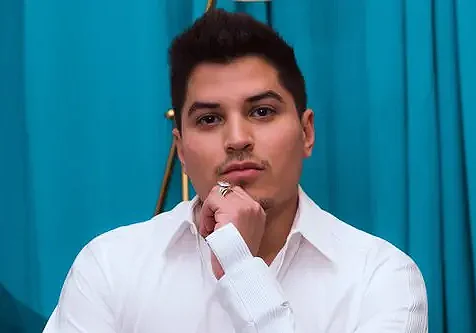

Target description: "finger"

left=230, top=186, right=267, bottom=216
left=198, top=185, right=222, bottom=236
left=199, top=199, right=215, bottom=236
left=227, top=185, right=249, bottom=199
left=228, top=185, right=256, bottom=205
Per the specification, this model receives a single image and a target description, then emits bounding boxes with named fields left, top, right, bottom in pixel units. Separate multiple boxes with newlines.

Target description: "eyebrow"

left=245, top=90, right=284, bottom=104
left=187, top=90, right=284, bottom=118
left=187, top=102, right=220, bottom=117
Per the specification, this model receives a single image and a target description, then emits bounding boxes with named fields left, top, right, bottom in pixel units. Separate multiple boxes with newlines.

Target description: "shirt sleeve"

left=354, top=244, right=428, bottom=333
left=205, top=223, right=296, bottom=333
left=42, top=245, right=116, bottom=333
left=205, top=224, right=428, bottom=333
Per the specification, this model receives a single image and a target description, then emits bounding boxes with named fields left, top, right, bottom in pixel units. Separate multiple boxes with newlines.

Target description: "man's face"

left=174, top=56, right=314, bottom=208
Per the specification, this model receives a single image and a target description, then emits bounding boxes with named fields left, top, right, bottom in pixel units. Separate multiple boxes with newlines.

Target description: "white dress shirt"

left=43, top=187, right=428, bottom=333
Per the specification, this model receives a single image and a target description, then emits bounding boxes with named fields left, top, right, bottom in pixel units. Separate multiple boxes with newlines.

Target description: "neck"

left=258, top=190, right=299, bottom=265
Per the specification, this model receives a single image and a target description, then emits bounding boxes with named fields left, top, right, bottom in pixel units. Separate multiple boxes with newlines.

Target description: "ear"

left=172, top=128, right=187, bottom=174
left=301, top=109, right=315, bottom=158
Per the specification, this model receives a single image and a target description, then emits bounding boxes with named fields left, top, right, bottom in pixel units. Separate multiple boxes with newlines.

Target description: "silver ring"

left=217, top=181, right=232, bottom=197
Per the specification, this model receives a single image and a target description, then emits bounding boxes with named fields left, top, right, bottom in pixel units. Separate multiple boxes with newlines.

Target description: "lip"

left=221, top=161, right=265, bottom=175
left=221, top=168, right=263, bottom=184
left=220, top=161, right=265, bottom=183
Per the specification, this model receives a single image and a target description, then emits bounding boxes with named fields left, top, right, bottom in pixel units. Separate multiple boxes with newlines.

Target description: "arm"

left=206, top=224, right=428, bottom=333
left=43, top=245, right=116, bottom=333
left=354, top=246, right=428, bottom=333
left=206, top=223, right=296, bottom=333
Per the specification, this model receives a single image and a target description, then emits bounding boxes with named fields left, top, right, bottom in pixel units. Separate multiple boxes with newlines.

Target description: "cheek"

left=181, top=136, right=221, bottom=179
left=261, top=124, right=303, bottom=160
left=182, top=144, right=207, bottom=170
left=259, top=125, right=304, bottom=176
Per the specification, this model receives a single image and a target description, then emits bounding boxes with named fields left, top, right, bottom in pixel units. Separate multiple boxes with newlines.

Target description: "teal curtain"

left=1, top=0, right=475, bottom=332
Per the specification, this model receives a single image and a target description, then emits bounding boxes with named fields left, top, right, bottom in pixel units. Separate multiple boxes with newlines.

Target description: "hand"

left=198, top=184, right=266, bottom=279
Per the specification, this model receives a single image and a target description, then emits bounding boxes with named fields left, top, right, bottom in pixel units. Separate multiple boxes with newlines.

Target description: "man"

left=43, top=9, right=428, bottom=333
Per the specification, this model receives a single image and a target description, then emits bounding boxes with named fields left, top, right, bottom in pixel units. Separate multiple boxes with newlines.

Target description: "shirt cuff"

left=205, top=223, right=252, bottom=272
left=205, top=224, right=294, bottom=332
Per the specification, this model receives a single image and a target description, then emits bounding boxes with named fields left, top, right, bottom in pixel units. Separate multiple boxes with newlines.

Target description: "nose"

left=224, top=116, right=254, bottom=152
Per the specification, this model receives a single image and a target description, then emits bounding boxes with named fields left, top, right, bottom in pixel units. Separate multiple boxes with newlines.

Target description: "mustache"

left=215, top=151, right=270, bottom=176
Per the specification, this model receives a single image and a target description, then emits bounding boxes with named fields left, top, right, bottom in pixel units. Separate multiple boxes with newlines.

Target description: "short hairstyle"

left=168, top=8, right=307, bottom=132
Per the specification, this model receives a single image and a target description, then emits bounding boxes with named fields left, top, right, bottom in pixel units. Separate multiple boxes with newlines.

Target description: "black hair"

left=168, top=8, right=307, bottom=132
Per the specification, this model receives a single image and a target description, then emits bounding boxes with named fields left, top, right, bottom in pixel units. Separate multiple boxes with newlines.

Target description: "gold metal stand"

left=154, top=0, right=268, bottom=215
left=155, top=0, right=219, bottom=215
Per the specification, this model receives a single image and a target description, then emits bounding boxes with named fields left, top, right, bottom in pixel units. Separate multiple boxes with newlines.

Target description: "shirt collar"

left=153, top=197, right=199, bottom=253
left=290, top=186, right=339, bottom=262
left=158, top=186, right=339, bottom=263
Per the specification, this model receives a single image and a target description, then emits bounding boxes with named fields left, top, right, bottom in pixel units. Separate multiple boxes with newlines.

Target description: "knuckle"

left=252, top=201, right=261, bottom=211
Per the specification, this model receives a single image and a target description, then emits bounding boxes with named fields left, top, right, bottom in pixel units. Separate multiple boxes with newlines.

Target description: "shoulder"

left=331, top=219, right=428, bottom=329
left=299, top=189, right=426, bottom=292
left=71, top=199, right=194, bottom=275
left=310, top=205, right=428, bottom=328
left=330, top=211, right=422, bottom=276
left=299, top=190, right=418, bottom=270
left=46, top=201, right=197, bottom=325
left=325, top=209, right=415, bottom=264
left=319, top=207, right=424, bottom=279
left=310, top=202, right=427, bottom=313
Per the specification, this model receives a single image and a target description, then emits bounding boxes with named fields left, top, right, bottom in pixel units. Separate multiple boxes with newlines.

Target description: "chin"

left=240, top=185, right=275, bottom=209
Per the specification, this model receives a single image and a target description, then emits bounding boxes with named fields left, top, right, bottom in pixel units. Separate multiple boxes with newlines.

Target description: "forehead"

left=185, top=56, right=289, bottom=104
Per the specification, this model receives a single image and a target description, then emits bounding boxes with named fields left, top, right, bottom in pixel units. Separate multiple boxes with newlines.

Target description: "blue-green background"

left=1, top=0, right=475, bottom=332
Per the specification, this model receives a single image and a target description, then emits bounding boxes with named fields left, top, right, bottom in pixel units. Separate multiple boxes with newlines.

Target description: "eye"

left=250, top=107, right=276, bottom=118
left=197, top=114, right=222, bottom=126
